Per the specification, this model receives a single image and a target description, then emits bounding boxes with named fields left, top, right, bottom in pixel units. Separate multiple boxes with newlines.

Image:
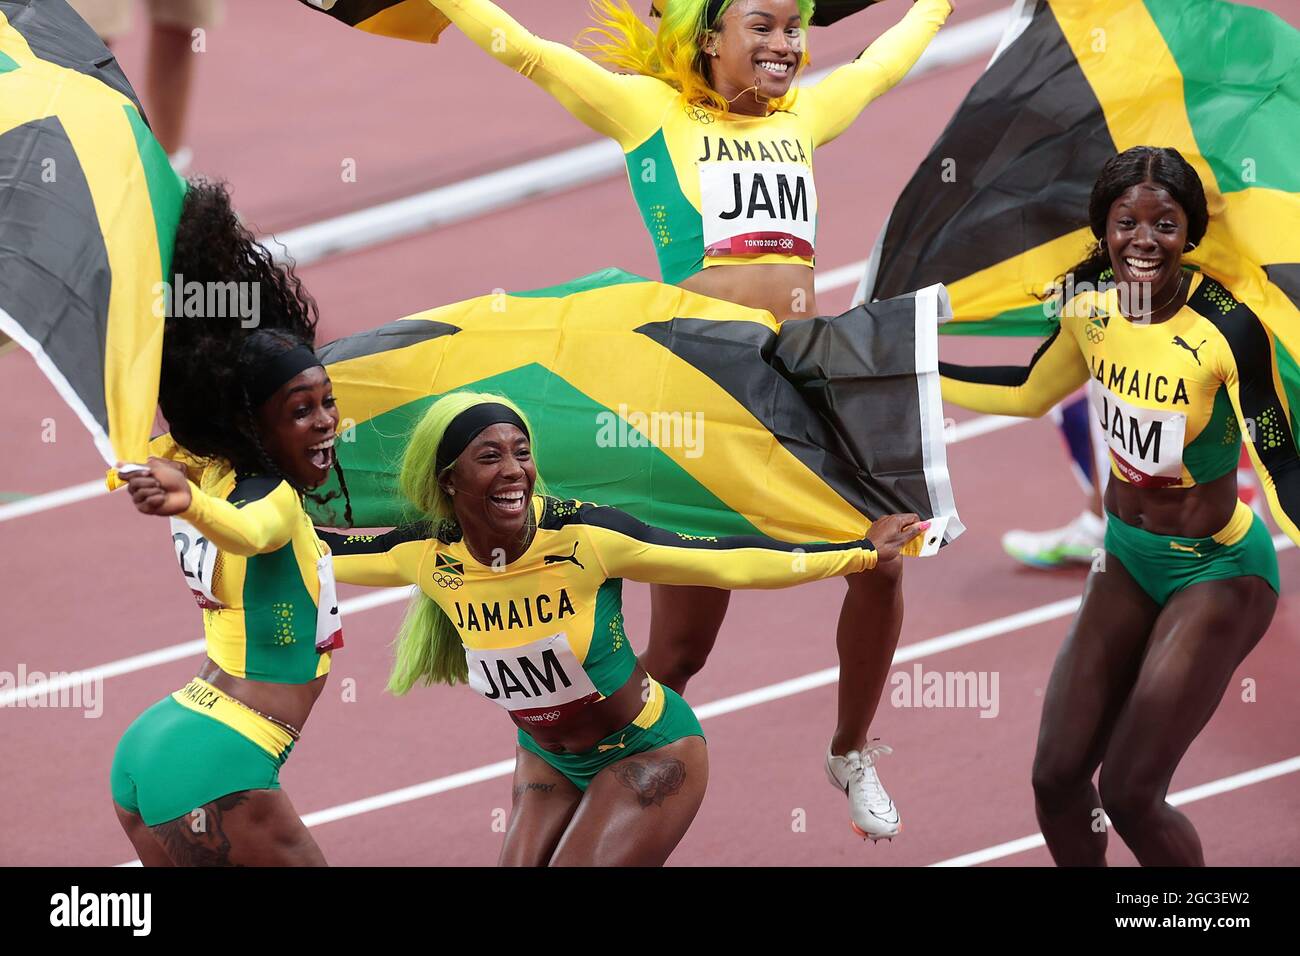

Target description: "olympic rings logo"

left=778, top=237, right=795, bottom=251
left=1086, top=325, right=1105, bottom=344
left=432, top=572, right=464, bottom=590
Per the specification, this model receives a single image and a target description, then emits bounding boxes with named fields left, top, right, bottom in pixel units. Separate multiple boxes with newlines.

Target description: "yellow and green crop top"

left=110, top=437, right=342, bottom=684
left=939, top=271, right=1300, bottom=544
left=428, top=0, right=951, bottom=283
left=325, top=495, right=875, bottom=727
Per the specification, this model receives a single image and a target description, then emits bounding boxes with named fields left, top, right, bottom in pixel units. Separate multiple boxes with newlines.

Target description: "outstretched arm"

left=802, top=0, right=952, bottom=145
left=940, top=321, right=1090, bottom=418
left=560, top=503, right=930, bottom=587
left=320, top=524, right=433, bottom=588
left=426, top=0, right=666, bottom=148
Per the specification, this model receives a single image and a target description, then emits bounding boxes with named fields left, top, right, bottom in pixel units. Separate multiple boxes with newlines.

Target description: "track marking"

left=271, top=10, right=1012, bottom=268
left=0, top=479, right=108, bottom=522
left=929, top=755, right=1300, bottom=867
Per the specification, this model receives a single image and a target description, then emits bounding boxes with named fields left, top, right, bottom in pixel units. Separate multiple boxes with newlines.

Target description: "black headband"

left=436, top=403, right=530, bottom=473
left=244, top=345, right=323, bottom=410
left=705, top=0, right=728, bottom=28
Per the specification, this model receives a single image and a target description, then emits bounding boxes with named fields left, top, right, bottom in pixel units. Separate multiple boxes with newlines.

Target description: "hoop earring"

left=1096, top=237, right=1107, bottom=254
left=1184, top=241, right=1198, bottom=252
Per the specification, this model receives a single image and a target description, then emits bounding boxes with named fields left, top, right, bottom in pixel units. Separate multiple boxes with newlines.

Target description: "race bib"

left=315, top=552, right=344, bottom=653
left=465, top=632, right=600, bottom=725
left=1089, top=379, right=1187, bottom=487
left=170, top=516, right=222, bottom=609
left=700, top=161, right=816, bottom=259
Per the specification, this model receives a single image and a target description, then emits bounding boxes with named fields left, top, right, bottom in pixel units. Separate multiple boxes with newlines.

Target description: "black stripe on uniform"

left=539, top=496, right=874, bottom=555
left=939, top=326, right=1063, bottom=386
left=230, top=475, right=286, bottom=506
left=1189, top=277, right=1300, bottom=526
left=317, top=521, right=433, bottom=555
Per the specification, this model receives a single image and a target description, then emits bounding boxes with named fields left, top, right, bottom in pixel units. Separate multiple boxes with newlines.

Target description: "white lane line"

left=0, top=588, right=411, bottom=707
left=272, top=9, right=1012, bottom=268
left=0, top=479, right=108, bottom=522
left=930, top=755, right=1300, bottom=867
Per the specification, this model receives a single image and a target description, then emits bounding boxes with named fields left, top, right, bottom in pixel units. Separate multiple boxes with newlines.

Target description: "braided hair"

left=158, top=178, right=353, bottom=524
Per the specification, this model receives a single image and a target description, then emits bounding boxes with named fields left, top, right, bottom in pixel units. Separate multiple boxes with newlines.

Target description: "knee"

left=1098, top=766, right=1161, bottom=835
left=1031, top=755, right=1090, bottom=812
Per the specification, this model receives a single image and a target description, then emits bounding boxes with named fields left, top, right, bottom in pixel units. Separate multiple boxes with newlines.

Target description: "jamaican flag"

left=307, top=269, right=962, bottom=552
left=858, top=0, right=1300, bottom=351
left=293, top=0, right=451, bottom=42
left=0, top=0, right=185, bottom=465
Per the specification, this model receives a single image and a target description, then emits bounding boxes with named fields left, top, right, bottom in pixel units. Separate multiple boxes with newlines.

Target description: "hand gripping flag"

left=292, top=0, right=451, bottom=42
left=856, top=0, right=1299, bottom=536
left=0, top=0, right=186, bottom=464
left=307, top=269, right=963, bottom=552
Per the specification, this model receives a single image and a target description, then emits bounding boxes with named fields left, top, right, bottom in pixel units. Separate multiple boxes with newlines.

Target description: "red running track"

left=0, top=0, right=1296, bottom=866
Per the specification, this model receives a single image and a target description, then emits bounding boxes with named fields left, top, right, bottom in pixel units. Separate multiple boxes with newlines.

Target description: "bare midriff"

left=680, top=262, right=818, bottom=324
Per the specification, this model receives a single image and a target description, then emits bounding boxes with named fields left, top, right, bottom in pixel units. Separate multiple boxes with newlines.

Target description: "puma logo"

left=543, top=542, right=584, bottom=570
left=597, top=734, right=627, bottom=753
left=1173, top=336, right=1207, bottom=366
left=1169, top=540, right=1202, bottom=557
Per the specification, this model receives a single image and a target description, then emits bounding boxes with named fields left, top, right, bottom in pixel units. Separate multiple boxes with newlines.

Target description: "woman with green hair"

left=422, top=0, right=953, bottom=841
left=323, top=391, right=927, bottom=865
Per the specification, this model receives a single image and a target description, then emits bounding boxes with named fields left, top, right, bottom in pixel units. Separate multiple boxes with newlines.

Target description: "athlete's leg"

left=547, top=736, right=707, bottom=866
left=148, top=789, right=326, bottom=866
left=144, top=24, right=196, bottom=156
left=640, top=585, right=731, bottom=695
left=1098, top=576, right=1276, bottom=866
left=113, top=803, right=173, bottom=867
left=498, top=746, right=584, bottom=867
left=831, top=558, right=904, bottom=754
left=1031, top=557, right=1160, bottom=865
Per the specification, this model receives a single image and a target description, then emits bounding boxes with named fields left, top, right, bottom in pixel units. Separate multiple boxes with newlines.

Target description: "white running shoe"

left=826, top=741, right=900, bottom=841
left=1001, top=509, right=1105, bottom=569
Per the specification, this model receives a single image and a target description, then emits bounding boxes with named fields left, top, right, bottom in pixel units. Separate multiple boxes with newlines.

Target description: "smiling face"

left=705, top=0, right=804, bottom=107
left=440, top=423, right=537, bottom=547
left=255, top=365, right=339, bottom=490
left=1105, top=181, right=1189, bottom=311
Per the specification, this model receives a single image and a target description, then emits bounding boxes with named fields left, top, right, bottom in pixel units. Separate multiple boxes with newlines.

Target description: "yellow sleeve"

left=802, top=0, right=951, bottom=146
left=1212, top=316, right=1300, bottom=545
left=569, top=502, right=876, bottom=587
left=321, top=526, right=431, bottom=588
left=427, top=0, right=669, bottom=149
left=940, top=321, right=1090, bottom=418
left=178, top=479, right=299, bottom=557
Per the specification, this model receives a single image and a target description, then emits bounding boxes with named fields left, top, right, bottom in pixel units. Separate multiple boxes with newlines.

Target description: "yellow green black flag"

left=0, top=0, right=186, bottom=464
left=307, top=269, right=961, bottom=553
left=858, top=0, right=1299, bottom=355
left=292, top=0, right=451, bottom=42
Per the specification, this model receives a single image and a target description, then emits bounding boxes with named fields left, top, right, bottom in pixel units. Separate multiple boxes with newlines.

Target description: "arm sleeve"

left=428, top=0, right=665, bottom=148
left=320, top=525, right=432, bottom=588
left=1216, top=322, right=1300, bottom=545
left=178, top=480, right=299, bottom=557
left=573, top=503, right=877, bottom=587
left=940, top=324, right=1090, bottom=418
left=802, top=0, right=952, bottom=146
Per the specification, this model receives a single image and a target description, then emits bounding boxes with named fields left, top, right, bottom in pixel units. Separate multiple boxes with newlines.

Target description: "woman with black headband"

left=323, top=391, right=927, bottom=865
left=108, top=180, right=351, bottom=866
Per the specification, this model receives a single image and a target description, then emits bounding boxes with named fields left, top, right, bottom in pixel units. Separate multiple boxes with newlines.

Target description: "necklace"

left=1123, top=271, right=1188, bottom=321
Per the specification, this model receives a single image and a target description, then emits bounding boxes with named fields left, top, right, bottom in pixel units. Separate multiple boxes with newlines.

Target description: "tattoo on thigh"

left=150, top=792, right=248, bottom=866
left=613, top=757, right=686, bottom=808
left=512, top=782, right=557, bottom=799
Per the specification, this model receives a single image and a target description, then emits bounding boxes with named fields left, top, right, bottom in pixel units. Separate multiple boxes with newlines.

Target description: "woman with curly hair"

left=322, top=390, right=927, bottom=865
left=109, top=179, right=353, bottom=866
left=423, top=0, right=954, bottom=842
left=940, top=146, right=1299, bottom=865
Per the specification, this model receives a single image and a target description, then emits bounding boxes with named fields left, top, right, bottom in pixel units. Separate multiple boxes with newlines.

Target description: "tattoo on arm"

left=612, top=757, right=686, bottom=808
left=512, top=782, right=558, bottom=800
left=149, top=792, right=248, bottom=866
